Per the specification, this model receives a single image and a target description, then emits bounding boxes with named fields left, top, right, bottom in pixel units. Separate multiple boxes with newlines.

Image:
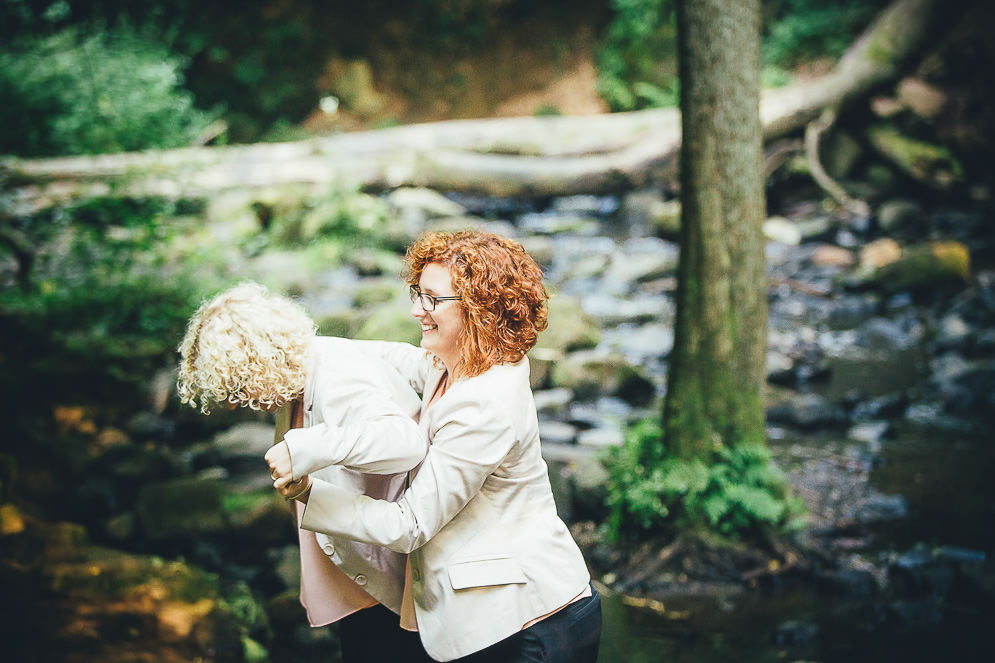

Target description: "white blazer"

left=300, top=341, right=591, bottom=661
left=283, top=337, right=426, bottom=618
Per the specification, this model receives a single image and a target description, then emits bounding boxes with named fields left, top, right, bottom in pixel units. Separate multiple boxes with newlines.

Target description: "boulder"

left=618, top=189, right=681, bottom=239
left=535, top=296, right=601, bottom=354
left=866, top=125, right=964, bottom=190
left=354, top=298, right=422, bottom=345
left=386, top=187, right=466, bottom=219
left=766, top=392, right=847, bottom=429
left=550, top=350, right=655, bottom=404
left=877, top=199, right=927, bottom=234
left=850, top=240, right=970, bottom=291
left=136, top=477, right=226, bottom=541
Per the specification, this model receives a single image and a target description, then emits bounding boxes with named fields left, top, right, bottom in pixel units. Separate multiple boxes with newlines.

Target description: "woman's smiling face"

left=411, top=262, right=463, bottom=373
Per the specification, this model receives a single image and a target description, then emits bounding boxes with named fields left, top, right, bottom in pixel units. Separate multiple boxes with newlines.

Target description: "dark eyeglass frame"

left=409, top=285, right=461, bottom=311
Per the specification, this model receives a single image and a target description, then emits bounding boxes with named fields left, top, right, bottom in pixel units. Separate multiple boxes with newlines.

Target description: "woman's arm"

left=351, top=340, right=435, bottom=395
left=299, top=396, right=515, bottom=553
left=281, top=362, right=427, bottom=478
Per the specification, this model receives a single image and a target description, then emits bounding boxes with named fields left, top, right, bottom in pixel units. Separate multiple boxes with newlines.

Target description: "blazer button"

left=321, top=543, right=335, bottom=556
left=354, top=574, right=367, bottom=586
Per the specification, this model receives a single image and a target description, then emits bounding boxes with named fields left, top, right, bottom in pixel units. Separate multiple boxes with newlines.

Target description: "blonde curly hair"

left=177, top=282, right=315, bottom=414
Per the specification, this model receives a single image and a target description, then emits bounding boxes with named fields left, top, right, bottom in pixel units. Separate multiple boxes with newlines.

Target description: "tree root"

left=805, top=107, right=871, bottom=218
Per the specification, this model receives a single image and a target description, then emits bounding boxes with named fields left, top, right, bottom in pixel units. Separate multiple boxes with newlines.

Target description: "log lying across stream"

left=1, top=0, right=959, bottom=209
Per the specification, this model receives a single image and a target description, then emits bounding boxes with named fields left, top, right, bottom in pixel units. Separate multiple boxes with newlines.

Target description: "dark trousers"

left=453, top=585, right=602, bottom=663
left=338, top=603, right=435, bottom=663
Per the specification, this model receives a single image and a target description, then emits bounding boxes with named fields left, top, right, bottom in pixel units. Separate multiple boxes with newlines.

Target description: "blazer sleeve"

left=299, top=391, right=515, bottom=553
left=351, top=340, right=435, bottom=395
left=284, top=366, right=427, bottom=478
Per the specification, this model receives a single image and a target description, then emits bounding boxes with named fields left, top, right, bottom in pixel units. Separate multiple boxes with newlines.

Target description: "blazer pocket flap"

left=448, top=554, right=527, bottom=590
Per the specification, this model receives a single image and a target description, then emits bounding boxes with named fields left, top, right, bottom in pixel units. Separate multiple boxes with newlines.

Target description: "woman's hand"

left=264, top=440, right=293, bottom=481
left=275, top=474, right=312, bottom=503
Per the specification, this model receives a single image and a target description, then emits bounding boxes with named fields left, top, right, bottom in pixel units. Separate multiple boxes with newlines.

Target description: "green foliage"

left=596, top=0, right=678, bottom=112
left=763, top=0, right=889, bottom=67
left=604, top=417, right=801, bottom=540
left=0, top=194, right=225, bottom=406
left=0, top=24, right=219, bottom=156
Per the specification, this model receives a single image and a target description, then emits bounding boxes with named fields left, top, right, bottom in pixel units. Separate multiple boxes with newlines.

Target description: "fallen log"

left=1, top=0, right=960, bottom=208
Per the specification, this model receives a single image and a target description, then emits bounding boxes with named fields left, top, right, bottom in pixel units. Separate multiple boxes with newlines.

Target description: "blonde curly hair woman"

left=177, top=282, right=312, bottom=414
left=177, top=281, right=433, bottom=663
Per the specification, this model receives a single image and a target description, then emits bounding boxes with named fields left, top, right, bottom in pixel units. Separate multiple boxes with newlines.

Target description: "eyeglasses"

left=409, top=285, right=461, bottom=312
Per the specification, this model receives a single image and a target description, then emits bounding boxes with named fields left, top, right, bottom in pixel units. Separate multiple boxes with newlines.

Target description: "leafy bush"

left=596, top=0, right=678, bottom=112
left=0, top=25, right=219, bottom=156
left=0, top=195, right=223, bottom=408
left=763, top=0, right=889, bottom=67
left=604, top=417, right=802, bottom=540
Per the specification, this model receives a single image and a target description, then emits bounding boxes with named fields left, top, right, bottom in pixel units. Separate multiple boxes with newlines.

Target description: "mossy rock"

left=353, top=298, right=421, bottom=345
left=316, top=311, right=356, bottom=338
left=536, top=296, right=601, bottom=354
left=354, top=277, right=404, bottom=308
left=136, top=477, right=227, bottom=541
left=848, top=240, right=970, bottom=291
left=550, top=350, right=654, bottom=404
left=866, top=125, right=964, bottom=190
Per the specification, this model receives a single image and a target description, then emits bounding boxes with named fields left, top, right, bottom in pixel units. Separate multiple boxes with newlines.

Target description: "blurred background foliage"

left=0, top=0, right=894, bottom=151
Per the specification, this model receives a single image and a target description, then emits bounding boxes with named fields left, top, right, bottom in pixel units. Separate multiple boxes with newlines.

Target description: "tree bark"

left=662, top=0, right=767, bottom=459
left=2, top=0, right=955, bottom=208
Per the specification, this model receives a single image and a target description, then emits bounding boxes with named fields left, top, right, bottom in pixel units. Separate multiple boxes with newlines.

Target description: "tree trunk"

left=2, top=0, right=955, bottom=209
left=662, top=0, right=767, bottom=459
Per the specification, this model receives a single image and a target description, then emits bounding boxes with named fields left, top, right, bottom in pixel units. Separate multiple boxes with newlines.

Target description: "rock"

left=533, top=388, right=574, bottom=417
left=538, top=420, right=577, bottom=445
left=766, top=392, right=847, bottom=429
left=551, top=195, right=618, bottom=216
left=929, top=357, right=995, bottom=414
left=577, top=426, right=625, bottom=448
left=850, top=393, right=906, bottom=421
left=603, top=238, right=680, bottom=284
left=103, top=512, right=136, bottom=542
left=520, top=235, right=555, bottom=267
left=933, top=314, right=972, bottom=352
left=536, top=295, right=601, bottom=353
left=354, top=298, right=422, bottom=345
left=518, top=211, right=599, bottom=236
left=527, top=348, right=556, bottom=390
left=763, top=216, right=802, bottom=245
left=775, top=620, right=819, bottom=646
left=426, top=216, right=517, bottom=238
left=226, top=491, right=296, bottom=545
left=353, top=277, right=401, bottom=308
left=136, top=477, right=226, bottom=540
left=567, top=454, right=610, bottom=521
left=847, top=420, right=890, bottom=443
left=562, top=253, right=610, bottom=281
left=618, top=189, right=681, bottom=238
left=212, top=422, right=277, bottom=460
left=866, top=124, right=964, bottom=190
left=823, top=129, right=863, bottom=179
left=934, top=546, right=986, bottom=565
left=550, top=349, right=655, bottom=404
left=344, top=249, right=405, bottom=278
left=820, top=568, right=878, bottom=597
left=602, top=322, right=673, bottom=362
left=580, top=293, right=671, bottom=327
left=877, top=199, right=927, bottom=234
left=885, top=598, right=945, bottom=626
left=386, top=187, right=466, bottom=219
left=858, top=238, right=903, bottom=271
left=896, top=77, right=947, bottom=119
left=856, top=493, right=907, bottom=523
left=852, top=241, right=971, bottom=291
left=811, top=244, right=856, bottom=268
left=795, top=215, right=836, bottom=242
left=766, top=349, right=795, bottom=384
left=890, top=545, right=957, bottom=598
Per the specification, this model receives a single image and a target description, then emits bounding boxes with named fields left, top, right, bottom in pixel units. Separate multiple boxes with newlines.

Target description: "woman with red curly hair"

left=270, top=230, right=601, bottom=662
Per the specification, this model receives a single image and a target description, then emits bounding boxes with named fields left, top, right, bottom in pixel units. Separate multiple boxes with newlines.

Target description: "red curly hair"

left=405, top=230, right=548, bottom=378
